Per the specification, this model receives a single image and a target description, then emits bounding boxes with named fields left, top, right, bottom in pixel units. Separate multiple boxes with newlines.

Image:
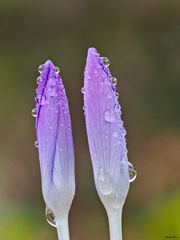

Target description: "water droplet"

left=48, top=87, right=58, bottom=97
left=103, top=78, right=111, bottom=85
left=104, top=110, right=116, bottom=123
left=114, top=104, right=120, bottom=113
left=113, top=131, right=118, bottom=137
left=115, top=92, right=119, bottom=98
left=101, top=57, right=110, bottom=67
left=55, top=66, right=60, bottom=74
left=31, top=108, right=36, bottom=117
left=38, top=64, right=44, bottom=73
left=36, top=77, right=43, bottom=84
left=128, top=162, right=137, bottom=183
left=45, top=207, right=56, bottom=228
left=81, top=87, right=85, bottom=94
left=49, top=126, right=53, bottom=130
left=112, top=77, right=117, bottom=86
left=34, top=141, right=38, bottom=148
left=97, top=168, right=113, bottom=195
left=49, top=78, right=56, bottom=86
left=112, top=193, right=124, bottom=209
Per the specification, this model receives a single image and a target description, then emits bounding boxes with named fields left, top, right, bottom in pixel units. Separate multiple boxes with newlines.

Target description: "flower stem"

left=56, top=215, right=70, bottom=240
left=107, top=207, right=123, bottom=240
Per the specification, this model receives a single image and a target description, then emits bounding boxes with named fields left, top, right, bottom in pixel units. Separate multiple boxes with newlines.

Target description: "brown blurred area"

left=0, top=0, right=180, bottom=239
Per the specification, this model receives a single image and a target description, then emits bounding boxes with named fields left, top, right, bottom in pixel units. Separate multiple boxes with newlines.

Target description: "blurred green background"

left=0, top=0, right=180, bottom=239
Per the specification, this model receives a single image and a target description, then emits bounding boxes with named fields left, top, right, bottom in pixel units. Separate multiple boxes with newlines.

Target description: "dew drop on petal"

left=45, top=207, right=56, bottom=228
left=38, top=64, right=44, bottom=73
left=112, top=77, right=117, bottom=86
left=48, top=87, right=58, bottom=97
left=113, top=131, right=118, bottom=137
left=97, top=168, right=113, bottom=195
left=31, top=108, right=37, bottom=117
left=81, top=87, right=85, bottom=94
left=36, top=77, right=42, bottom=84
left=107, top=93, right=112, bottom=99
left=55, top=66, right=60, bottom=74
left=115, top=92, right=119, bottom=98
left=49, top=78, right=56, bottom=86
left=34, top=141, right=39, bottom=148
left=128, top=162, right=137, bottom=183
left=101, top=57, right=110, bottom=67
left=104, top=110, right=116, bottom=123
left=114, top=104, right=120, bottom=113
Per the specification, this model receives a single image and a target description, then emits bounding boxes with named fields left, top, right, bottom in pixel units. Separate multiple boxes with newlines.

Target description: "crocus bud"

left=34, top=60, right=75, bottom=240
left=83, top=48, right=136, bottom=240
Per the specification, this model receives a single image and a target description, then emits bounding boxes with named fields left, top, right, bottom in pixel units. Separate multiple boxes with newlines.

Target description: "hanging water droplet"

left=38, top=64, right=44, bottom=73
left=112, top=193, right=124, bottom=209
left=104, top=110, right=116, bottom=123
left=97, top=168, right=113, bottom=195
left=45, top=207, right=56, bottom=228
left=55, top=66, right=60, bottom=74
left=31, top=108, right=36, bottom=117
left=81, top=87, right=85, bottom=94
left=34, top=140, right=39, bottom=148
left=114, top=104, right=120, bottom=113
left=112, top=77, right=117, bottom=86
left=36, top=77, right=42, bottom=84
left=101, top=57, right=110, bottom=67
left=115, top=92, right=119, bottom=98
left=128, top=162, right=137, bottom=183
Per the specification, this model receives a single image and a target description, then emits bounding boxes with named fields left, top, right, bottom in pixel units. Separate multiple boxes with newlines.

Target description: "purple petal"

left=83, top=48, right=129, bottom=207
left=35, top=60, right=75, bottom=214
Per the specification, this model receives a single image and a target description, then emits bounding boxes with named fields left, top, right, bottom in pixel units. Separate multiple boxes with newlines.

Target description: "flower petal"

left=35, top=60, right=75, bottom=216
left=83, top=48, right=129, bottom=208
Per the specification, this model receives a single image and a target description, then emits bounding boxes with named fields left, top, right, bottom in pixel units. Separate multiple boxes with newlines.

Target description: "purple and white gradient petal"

left=34, top=60, right=75, bottom=240
left=83, top=48, right=136, bottom=239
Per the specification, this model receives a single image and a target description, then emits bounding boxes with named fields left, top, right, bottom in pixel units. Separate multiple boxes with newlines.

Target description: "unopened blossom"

left=83, top=48, right=136, bottom=240
left=34, top=60, right=75, bottom=240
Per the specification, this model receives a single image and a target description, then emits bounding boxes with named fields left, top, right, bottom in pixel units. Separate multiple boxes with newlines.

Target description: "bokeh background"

left=0, top=0, right=180, bottom=239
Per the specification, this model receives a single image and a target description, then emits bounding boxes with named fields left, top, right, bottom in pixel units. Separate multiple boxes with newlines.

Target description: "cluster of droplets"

left=38, top=64, right=60, bottom=74
left=31, top=63, right=61, bottom=148
left=45, top=206, right=56, bottom=228
left=97, top=163, right=136, bottom=194
left=97, top=162, right=137, bottom=208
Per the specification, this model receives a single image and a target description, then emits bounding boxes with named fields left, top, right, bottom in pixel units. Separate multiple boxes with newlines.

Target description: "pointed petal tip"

left=43, top=59, right=54, bottom=66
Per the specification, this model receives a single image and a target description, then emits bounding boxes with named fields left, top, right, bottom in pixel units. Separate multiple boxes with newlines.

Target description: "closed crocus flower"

left=33, top=60, right=75, bottom=240
left=83, top=48, right=136, bottom=240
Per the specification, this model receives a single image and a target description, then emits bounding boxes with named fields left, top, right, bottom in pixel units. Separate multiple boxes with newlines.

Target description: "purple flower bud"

left=34, top=60, right=75, bottom=235
left=83, top=48, right=131, bottom=212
